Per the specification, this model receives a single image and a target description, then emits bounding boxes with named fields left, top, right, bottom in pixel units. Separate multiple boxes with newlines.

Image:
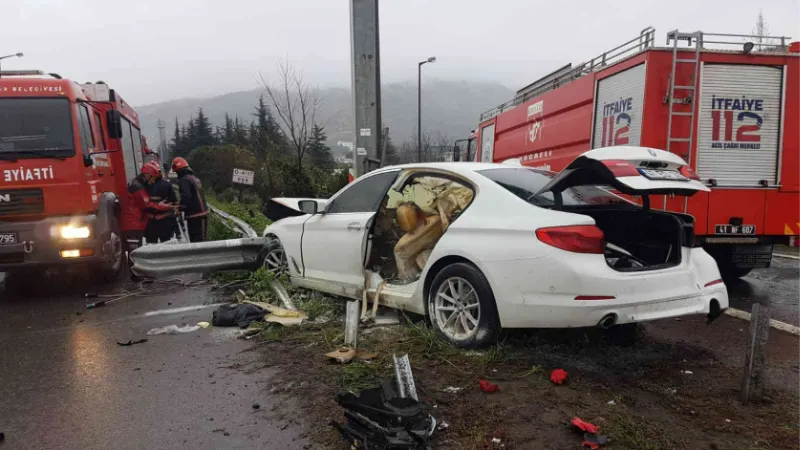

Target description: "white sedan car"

left=261, top=146, right=729, bottom=348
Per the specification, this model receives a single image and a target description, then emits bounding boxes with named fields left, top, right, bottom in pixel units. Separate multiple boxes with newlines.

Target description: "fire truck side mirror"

left=107, top=110, right=124, bottom=139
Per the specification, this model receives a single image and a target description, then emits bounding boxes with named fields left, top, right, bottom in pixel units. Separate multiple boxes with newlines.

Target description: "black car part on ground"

left=211, top=303, right=265, bottom=328
left=331, top=378, right=434, bottom=450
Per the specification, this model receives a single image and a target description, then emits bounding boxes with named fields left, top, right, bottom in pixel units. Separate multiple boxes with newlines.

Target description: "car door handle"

left=347, top=223, right=362, bottom=231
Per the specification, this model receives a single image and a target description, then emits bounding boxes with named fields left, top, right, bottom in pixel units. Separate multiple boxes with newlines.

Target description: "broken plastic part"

left=550, top=368, right=569, bottom=384
left=326, top=347, right=357, bottom=364
left=479, top=379, right=499, bottom=393
left=393, top=353, right=418, bottom=401
left=571, top=417, right=599, bottom=434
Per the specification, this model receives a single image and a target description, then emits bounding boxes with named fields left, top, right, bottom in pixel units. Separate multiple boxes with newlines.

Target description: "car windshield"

left=0, top=98, right=74, bottom=157
left=477, top=167, right=630, bottom=207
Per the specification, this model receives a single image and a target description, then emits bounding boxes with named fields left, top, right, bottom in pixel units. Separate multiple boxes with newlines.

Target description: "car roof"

left=370, top=161, right=515, bottom=176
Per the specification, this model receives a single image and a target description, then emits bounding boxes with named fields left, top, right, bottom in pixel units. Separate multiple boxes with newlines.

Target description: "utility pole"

left=417, top=56, right=435, bottom=162
left=349, top=0, right=382, bottom=178
left=156, top=119, right=168, bottom=169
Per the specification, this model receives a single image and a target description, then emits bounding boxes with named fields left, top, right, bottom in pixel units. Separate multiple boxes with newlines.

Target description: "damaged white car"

left=262, top=147, right=729, bottom=348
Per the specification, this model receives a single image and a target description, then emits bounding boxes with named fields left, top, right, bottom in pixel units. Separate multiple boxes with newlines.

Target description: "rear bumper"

left=480, top=246, right=729, bottom=329
left=0, top=216, right=104, bottom=269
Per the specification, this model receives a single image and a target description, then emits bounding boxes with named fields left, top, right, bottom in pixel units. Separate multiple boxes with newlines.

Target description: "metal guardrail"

left=129, top=237, right=267, bottom=278
left=209, top=205, right=259, bottom=238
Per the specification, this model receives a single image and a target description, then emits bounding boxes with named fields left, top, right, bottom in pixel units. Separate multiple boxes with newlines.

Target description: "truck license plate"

left=715, top=224, right=756, bottom=235
left=0, top=232, right=18, bottom=245
left=638, top=168, right=688, bottom=181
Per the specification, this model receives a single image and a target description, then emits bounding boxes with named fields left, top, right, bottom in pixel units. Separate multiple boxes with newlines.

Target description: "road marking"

left=143, top=303, right=224, bottom=317
left=773, top=253, right=800, bottom=260
left=725, top=308, right=800, bottom=336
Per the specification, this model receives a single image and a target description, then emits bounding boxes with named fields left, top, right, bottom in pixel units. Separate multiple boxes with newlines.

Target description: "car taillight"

left=704, top=279, right=724, bottom=288
left=536, top=225, right=605, bottom=254
left=679, top=165, right=701, bottom=181
left=602, top=160, right=639, bottom=177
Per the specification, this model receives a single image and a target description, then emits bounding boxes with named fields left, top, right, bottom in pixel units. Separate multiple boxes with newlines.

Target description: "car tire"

left=94, top=219, right=123, bottom=284
left=261, top=239, right=287, bottom=276
left=428, top=262, right=501, bottom=349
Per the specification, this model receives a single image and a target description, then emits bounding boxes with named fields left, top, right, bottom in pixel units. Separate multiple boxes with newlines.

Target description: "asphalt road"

left=0, top=271, right=308, bottom=450
left=729, top=256, right=800, bottom=326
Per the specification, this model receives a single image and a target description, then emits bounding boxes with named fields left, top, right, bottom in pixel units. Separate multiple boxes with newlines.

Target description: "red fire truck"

left=464, top=28, right=799, bottom=279
left=0, top=70, right=149, bottom=282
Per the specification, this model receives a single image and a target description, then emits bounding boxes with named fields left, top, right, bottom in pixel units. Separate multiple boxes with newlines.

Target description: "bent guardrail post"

left=209, top=205, right=259, bottom=238
left=129, top=237, right=267, bottom=278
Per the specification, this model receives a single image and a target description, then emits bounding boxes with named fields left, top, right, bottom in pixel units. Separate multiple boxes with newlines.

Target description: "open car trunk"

left=533, top=146, right=709, bottom=272
left=565, top=205, right=694, bottom=271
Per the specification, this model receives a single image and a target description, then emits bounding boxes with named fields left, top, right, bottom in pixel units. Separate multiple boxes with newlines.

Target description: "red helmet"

left=171, top=157, right=189, bottom=172
left=140, top=161, right=161, bottom=178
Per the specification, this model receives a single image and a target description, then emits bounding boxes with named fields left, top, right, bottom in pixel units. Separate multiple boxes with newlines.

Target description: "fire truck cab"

left=466, top=28, right=799, bottom=280
left=0, top=70, right=147, bottom=282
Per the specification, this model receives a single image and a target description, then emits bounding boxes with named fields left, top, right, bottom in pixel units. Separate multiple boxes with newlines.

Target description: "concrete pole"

left=349, top=0, right=382, bottom=178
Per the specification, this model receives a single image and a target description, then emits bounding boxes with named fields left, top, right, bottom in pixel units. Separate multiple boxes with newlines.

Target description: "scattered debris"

left=725, top=419, right=731, bottom=423
left=393, top=354, right=418, bottom=401
left=442, top=386, right=462, bottom=394
left=146, top=324, right=201, bottom=335
left=85, top=291, right=138, bottom=309
left=681, top=370, right=694, bottom=375
left=252, top=402, right=261, bottom=410
left=437, top=420, right=449, bottom=431
left=212, top=303, right=265, bottom=328
left=550, top=368, right=569, bottom=385
left=479, top=379, right=499, bottom=393
left=116, top=339, right=148, bottom=346
left=331, top=378, right=435, bottom=450
left=606, top=400, right=616, bottom=406
left=197, top=321, right=210, bottom=328
left=242, top=300, right=307, bottom=326
left=326, top=347, right=357, bottom=364
left=269, top=279, right=297, bottom=311
left=356, top=350, right=378, bottom=361
left=571, top=417, right=599, bottom=434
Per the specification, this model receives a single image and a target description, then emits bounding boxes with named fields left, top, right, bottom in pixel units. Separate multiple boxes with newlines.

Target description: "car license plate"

left=638, top=168, right=688, bottom=181
left=715, top=224, right=756, bottom=235
left=0, top=232, right=18, bottom=245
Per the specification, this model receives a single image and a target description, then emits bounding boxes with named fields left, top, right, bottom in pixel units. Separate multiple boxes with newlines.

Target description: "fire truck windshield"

left=0, top=98, right=74, bottom=159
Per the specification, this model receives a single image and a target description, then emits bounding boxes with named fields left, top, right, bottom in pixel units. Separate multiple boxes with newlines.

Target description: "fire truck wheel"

left=720, top=265, right=752, bottom=281
left=95, top=220, right=124, bottom=283
left=3, top=269, right=44, bottom=295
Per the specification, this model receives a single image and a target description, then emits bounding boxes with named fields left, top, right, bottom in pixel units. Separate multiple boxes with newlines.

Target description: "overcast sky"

left=7, top=0, right=799, bottom=106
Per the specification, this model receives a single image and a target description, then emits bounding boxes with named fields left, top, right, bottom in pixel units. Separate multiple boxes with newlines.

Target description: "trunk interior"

left=564, top=205, right=694, bottom=272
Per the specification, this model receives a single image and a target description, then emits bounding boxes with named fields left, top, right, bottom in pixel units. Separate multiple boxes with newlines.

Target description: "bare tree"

left=258, top=59, right=322, bottom=170
left=750, top=10, right=771, bottom=51
left=398, top=131, right=454, bottom=163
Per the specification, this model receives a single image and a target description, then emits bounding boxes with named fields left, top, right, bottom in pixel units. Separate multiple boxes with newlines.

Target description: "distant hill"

left=136, top=79, right=513, bottom=156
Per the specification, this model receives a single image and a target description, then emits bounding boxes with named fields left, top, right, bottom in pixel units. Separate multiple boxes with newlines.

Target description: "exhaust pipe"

left=597, top=313, right=617, bottom=330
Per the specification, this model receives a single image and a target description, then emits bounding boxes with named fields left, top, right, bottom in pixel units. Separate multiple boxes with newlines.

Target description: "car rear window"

left=477, top=167, right=628, bottom=207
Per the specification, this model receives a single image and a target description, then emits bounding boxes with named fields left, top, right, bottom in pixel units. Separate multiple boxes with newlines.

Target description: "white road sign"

left=232, top=168, right=254, bottom=186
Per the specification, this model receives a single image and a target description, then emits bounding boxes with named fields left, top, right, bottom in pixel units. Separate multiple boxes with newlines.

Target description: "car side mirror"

left=298, top=200, right=319, bottom=215
left=83, top=155, right=94, bottom=167
left=107, top=110, right=123, bottom=139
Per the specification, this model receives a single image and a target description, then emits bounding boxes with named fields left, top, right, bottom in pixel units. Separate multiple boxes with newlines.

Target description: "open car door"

left=535, top=146, right=709, bottom=198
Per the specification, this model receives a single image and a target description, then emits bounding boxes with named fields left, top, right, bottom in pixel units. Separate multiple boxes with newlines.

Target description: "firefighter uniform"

left=144, top=170, right=180, bottom=244
left=172, top=157, right=209, bottom=243
left=122, top=162, right=175, bottom=253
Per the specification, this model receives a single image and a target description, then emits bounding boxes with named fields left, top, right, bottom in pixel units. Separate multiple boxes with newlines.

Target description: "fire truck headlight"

left=58, top=225, right=91, bottom=240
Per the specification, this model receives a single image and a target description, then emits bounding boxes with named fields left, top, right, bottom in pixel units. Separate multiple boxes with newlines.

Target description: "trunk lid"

left=535, top=146, right=710, bottom=197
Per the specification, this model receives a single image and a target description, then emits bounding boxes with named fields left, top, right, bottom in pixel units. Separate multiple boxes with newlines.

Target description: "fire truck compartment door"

left=534, top=146, right=710, bottom=197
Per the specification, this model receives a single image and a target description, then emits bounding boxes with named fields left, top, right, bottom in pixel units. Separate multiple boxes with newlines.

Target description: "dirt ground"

left=252, top=310, right=799, bottom=450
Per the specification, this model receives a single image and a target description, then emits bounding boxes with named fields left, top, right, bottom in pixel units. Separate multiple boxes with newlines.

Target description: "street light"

left=0, top=52, right=24, bottom=78
left=418, top=56, right=436, bottom=162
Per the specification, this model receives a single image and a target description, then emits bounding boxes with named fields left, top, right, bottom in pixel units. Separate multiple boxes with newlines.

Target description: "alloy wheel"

left=433, top=276, right=480, bottom=341
left=263, top=246, right=287, bottom=276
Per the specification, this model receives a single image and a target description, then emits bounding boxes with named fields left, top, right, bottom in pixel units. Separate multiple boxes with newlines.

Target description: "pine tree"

left=194, top=108, right=216, bottom=147
left=222, top=113, right=234, bottom=144
left=233, top=116, right=248, bottom=147
left=169, top=117, right=183, bottom=156
left=307, top=123, right=334, bottom=170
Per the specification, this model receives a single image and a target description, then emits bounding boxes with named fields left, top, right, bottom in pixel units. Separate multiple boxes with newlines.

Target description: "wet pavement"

left=0, top=271, right=308, bottom=450
left=729, top=256, right=800, bottom=326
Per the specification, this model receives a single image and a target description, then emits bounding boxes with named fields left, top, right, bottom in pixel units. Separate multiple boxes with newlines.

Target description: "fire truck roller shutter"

left=697, top=64, right=783, bottom=187
left=591, top=63, right=647, bottom=149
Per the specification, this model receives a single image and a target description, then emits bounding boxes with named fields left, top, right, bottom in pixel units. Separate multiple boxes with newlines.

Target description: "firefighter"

left=122, top=162, right=176, bottom=255
left=172, top=157, right=209, bottom=242
left=144, top=163, right=180, bottom=243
